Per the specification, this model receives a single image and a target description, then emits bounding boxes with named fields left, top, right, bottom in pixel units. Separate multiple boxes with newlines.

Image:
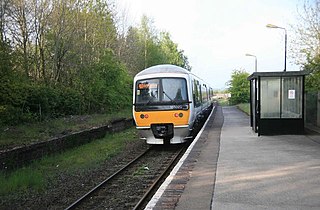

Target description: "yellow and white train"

left=133, top=64, right=214, bottom=144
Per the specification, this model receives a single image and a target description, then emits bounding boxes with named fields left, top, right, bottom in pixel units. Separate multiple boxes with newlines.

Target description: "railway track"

left=65, top=144, right=186, bottom=210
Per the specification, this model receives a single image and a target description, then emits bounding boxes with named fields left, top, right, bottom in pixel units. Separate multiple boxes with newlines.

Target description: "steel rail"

left=64, top=147, right=152, bottom=210
left=133, top=146, right=185, bottom=210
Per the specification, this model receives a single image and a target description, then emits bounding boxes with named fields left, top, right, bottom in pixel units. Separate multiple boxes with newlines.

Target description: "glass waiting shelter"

left=247, top=71, right=308, bottom=135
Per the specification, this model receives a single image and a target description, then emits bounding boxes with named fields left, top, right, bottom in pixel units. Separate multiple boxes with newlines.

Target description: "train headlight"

left=182, top=104, right=189, bottom=110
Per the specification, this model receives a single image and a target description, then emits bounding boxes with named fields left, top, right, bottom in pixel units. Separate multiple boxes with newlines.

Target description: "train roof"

left=135, top=64, right=190, bottom=77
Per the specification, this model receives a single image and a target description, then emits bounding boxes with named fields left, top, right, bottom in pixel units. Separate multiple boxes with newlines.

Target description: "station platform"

left=145, top=106, right=320, bottom=210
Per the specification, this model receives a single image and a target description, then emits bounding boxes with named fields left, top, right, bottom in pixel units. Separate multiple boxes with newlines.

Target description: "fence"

left=305, top=91, right=320, bottom=128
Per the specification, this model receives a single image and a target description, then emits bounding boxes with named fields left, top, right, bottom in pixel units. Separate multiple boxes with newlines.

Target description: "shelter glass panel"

left=260, top=77, right=280, bottom=118
left=281, top=77, right=303, bottom=118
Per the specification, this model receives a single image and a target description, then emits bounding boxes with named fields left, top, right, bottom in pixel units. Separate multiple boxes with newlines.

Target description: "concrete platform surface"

left=145, top=106, right=320, bottom=210
left=212, top=106, right=320, bottom=210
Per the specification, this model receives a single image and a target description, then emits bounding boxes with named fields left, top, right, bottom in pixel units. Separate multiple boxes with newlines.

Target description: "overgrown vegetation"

left=237, top=103, right=250, bottom=115
left=291, top=0, right=320, bottom=91
left=217, top=98, right=229, bottom=106
left=227, top=69, right=250, bottom=105
left=0, top=127, right=138, bottom=195
left=303, top=55, right=320, bottom=92
left=0, top=0, right=190, bottom=126
left=0, top=108, right=132, bottom=150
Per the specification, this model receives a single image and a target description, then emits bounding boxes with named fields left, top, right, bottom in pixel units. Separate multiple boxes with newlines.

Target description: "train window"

left=136, top=79, right=160, bottom=103
left=202, top=85, right=208, bottom=102
left=162, top=78, right=188, bottom=102
left=209, top=88, right=213, bottom=100
left=193, top=80, right=201, bottom=107
left=198, top=84, right=202, bottom=103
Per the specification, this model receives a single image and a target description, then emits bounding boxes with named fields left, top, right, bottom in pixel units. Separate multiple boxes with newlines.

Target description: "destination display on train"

left=138, top=83, right=158, bottom=89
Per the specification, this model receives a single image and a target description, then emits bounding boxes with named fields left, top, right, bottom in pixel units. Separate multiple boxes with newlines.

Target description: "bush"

left=0, top=81, right=84, bottom=125
left=0, top=50, right=132, bottom=125
left=80, top=50, right=132, bottom=113
left=228, top=69, right=250, bottom=105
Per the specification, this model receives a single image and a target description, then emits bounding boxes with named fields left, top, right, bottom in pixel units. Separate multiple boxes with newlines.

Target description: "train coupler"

left=151, top=124, right=174, bottom=139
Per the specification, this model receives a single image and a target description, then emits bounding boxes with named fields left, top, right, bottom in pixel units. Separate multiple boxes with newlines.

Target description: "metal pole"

left=255, top=57, right=257, bottom=72
left=245, top=53, right=257, bottom=72
left=284, top=29, right=287, bottom=72
left=266, top=24, right=287, bottom=72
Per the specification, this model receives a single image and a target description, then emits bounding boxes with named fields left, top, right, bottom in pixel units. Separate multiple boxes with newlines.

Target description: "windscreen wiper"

left=144, top=99, right=153, bottom=106
left=163, top=91, right=176, bottom=104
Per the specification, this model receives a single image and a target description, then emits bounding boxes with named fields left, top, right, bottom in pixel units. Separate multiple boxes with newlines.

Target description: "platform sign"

left=288, top=90, right=295, bottom=99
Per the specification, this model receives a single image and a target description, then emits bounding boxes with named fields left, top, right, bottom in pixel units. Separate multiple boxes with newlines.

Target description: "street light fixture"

left=245, top=53, right=257, bottom=72
left=266, top=23, right=287, bottom=72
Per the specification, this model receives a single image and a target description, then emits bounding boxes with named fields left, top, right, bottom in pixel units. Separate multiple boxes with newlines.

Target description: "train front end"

left=133, top=66, right=191, bottom=144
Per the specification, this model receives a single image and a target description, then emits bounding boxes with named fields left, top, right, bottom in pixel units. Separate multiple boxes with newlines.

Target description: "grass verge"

left=0, top=108, right=132, bottom=150
left=0, top=127, right=138, bottom=195
left=217, top=98, right=230, bottom=106
left=237, top=103, right=250, bottom=115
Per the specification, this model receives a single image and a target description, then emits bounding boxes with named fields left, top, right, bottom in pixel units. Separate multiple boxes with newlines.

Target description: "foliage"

left=217, top=98, right=229, bottom=106
left=159, top=32, right=191, bottom=70
left=80, top=50, right=132, bottom=113
left=0, top=81, right=81, bottom=124
left=0, top=40, right=12, bottom=77
left=120, top=16, right=191, bottom=76
left=304, top=54, right=320, bottom=91
left=291, top=0, right=320, bottom=91
left=0, top=108, right=132, bottom=150
left=291, top=0, right=320, bottom=65
left=0, top=51, right=132, bottom=125
left=228, top=69, right=250, bottom=105
left=0, top=0, right=191, bottom=125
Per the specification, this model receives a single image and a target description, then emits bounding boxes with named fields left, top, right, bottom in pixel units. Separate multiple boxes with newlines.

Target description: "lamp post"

left=266, top=23, right=287, bottom=72
left=245, top=53, right=257, bottom=72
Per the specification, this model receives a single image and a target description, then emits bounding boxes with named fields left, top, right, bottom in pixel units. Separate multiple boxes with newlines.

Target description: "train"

left=133, top=64, right=214, bottom=144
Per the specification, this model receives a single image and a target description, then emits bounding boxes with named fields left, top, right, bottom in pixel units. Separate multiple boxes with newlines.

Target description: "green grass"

left=0, top=168, right=45, bottom=193
left=0, top=108, right=132, bottom=150
left=237, top=103, right=250, bottom=115
left=216, top=98, right=230, bottom=106
left=0, top=127, right=138, bottom=195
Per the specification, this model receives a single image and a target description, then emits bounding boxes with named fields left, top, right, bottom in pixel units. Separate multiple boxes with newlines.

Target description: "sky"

left=116, top=0, right=304, bottom=89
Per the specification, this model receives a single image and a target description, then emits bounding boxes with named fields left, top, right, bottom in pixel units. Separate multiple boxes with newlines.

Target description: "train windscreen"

left=135, top=78, right=189, bottom=111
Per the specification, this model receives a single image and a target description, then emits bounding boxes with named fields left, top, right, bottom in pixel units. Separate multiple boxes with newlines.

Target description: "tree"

left=0, top=0, right=192, bottom=125
left=6, top=0, right=34, bottom=77
left=303, top=54, right=320, bottom=91
left=120, top=16, right=192, bottom=75
left=139, top=15, right=158, bottom=69
left=32, top=0, right=52, bottom=82
left=159, top=32, right=191, bottom=70
left=291, top=0, right=320, bottom=64
left=291, top=0, right=320, bottom=91
left=0, top=0, right=9, bottom=41
left=228, top=69, right=250, bottom=105
left=121, top=26, right=145, bottom=75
